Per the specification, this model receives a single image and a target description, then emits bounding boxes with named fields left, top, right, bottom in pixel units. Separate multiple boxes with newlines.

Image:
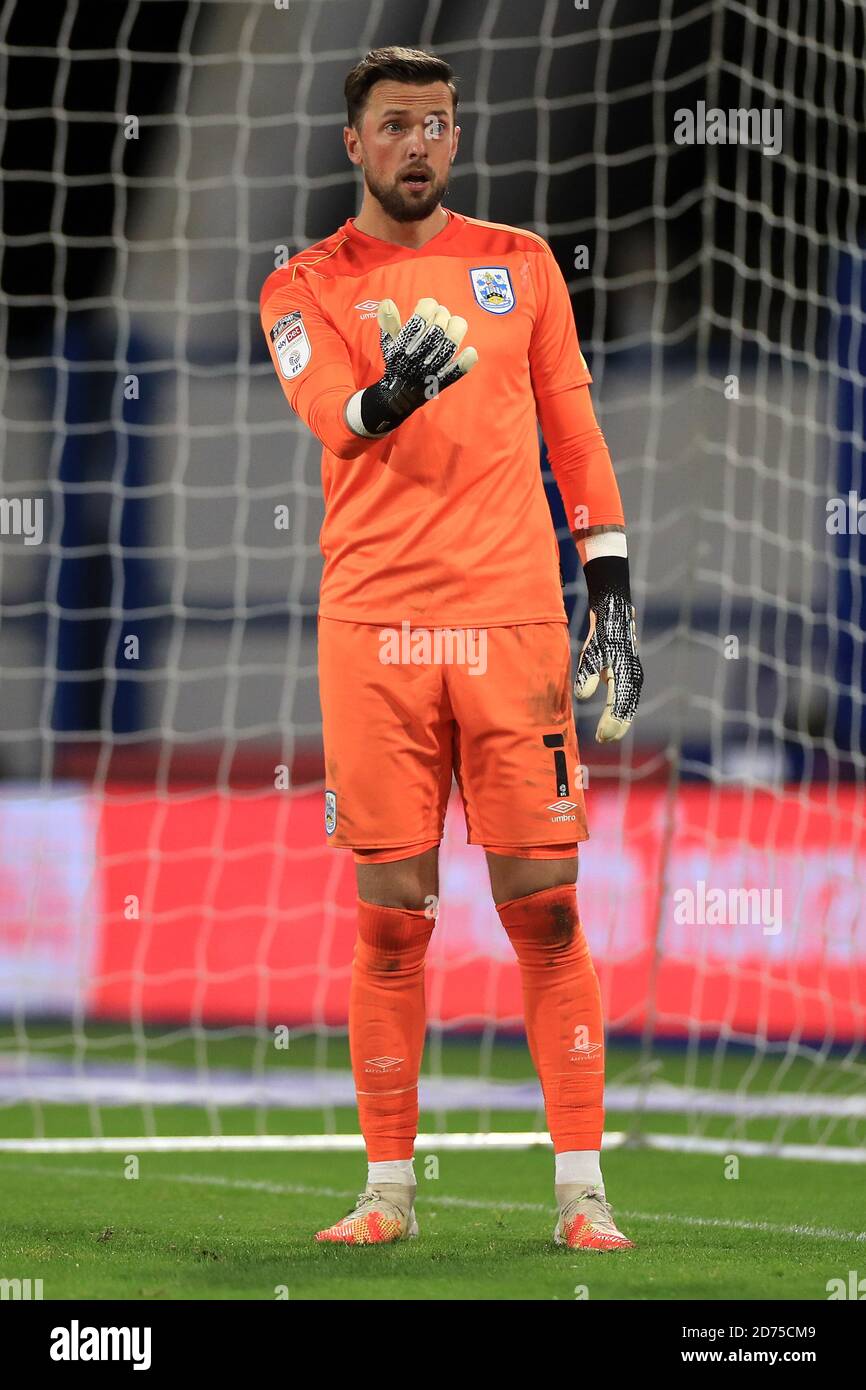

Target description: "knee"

left=355, top=896, right=435, bottom=973
left=496, top=882, right=587, bottom=957
left=487, top=851, right=578, bottom=910
left=535, top=892, right=579, bottom=948
left=355, top=848, right=438, bottom=913
left=357, top=879, right=435, bottom=913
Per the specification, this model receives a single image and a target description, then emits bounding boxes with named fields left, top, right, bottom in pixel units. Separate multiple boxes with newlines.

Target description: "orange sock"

left=497, top=883, right=604, bottom=1152
left=349, top=899, right=435, bottom=1162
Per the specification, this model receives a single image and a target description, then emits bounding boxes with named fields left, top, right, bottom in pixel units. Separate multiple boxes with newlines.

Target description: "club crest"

left=469, top=266, right=515, bottom=315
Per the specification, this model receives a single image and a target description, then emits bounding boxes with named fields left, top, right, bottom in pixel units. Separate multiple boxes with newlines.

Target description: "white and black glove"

left=345, top=298, right=478, bottom=437
left=574, top=552, right=644, bottom=742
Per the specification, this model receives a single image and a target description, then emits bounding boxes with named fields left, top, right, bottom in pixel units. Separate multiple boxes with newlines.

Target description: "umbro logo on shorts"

left=354, top=300, right=379, bottom=319
left=548, top=798, right=578, bottom=821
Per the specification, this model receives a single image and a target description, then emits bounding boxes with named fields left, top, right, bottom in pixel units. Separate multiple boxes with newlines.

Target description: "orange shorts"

left=317, top=617, right=588, bottom=862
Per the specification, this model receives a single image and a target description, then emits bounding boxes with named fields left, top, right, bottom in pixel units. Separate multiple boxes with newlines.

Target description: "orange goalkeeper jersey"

left=260, top=208, right=624, bottom=626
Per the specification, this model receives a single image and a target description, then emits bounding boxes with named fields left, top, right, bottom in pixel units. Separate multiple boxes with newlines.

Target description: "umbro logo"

left=354, top=300, right=379, bottom=320
left=569, top=1041, right=603, bottom=1059
left=548, top=799, right=577, bottom=813
left=364, top=1055, right=403, bottom=1072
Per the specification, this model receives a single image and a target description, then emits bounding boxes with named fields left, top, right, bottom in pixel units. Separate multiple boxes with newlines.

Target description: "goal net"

left=1, top=0, right=864, bottom=1161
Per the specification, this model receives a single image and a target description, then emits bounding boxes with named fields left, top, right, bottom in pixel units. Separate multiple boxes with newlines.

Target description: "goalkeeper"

left=261, top=45, right=643, bottom=1252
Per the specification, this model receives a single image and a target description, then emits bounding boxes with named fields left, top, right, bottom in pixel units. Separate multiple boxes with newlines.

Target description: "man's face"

left=344, top=80, right=459, bottom=223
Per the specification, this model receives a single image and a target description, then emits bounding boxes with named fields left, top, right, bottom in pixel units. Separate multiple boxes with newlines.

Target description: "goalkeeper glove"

left=345, top=297, right=478, bottom=437
left=574, top=546, right=644, bottom=742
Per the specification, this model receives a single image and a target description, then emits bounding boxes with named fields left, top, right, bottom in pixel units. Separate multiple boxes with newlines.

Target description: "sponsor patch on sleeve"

left=269, top=310, right=312, bottom=380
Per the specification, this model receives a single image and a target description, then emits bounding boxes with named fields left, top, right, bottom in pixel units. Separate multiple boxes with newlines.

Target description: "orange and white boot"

left=315, top=1183, right=418, bottom=1245
left=554, top=1183, right=635, bottom=1252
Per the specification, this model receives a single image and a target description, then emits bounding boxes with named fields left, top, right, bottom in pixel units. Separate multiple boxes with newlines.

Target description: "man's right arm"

left=261, top=275, right=478, bottom=456
left=260, top=272, right=373, bottom=461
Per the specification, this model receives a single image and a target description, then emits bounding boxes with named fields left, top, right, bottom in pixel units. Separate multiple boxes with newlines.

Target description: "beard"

left=363, top=163, right=450, bottom=223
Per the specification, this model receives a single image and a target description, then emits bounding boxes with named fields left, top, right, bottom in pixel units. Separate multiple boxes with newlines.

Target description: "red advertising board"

left=84, top=785, right=866, bottom=1041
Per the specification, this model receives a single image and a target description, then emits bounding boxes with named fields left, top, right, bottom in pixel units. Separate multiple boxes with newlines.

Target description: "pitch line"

left=1, top=1130, right=864, bottom=1164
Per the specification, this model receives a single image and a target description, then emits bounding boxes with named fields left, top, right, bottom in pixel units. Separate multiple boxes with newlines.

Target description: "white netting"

left=0, top=0, right=863, bottom=1155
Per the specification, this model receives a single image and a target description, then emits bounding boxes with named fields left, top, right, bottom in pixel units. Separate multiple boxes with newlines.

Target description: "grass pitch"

left=0, top=1028, right=863, bottom=1300
left=0, top=1146, right=863, bottom=1301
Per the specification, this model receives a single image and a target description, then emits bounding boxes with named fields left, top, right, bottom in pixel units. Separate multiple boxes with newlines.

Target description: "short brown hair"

left=344, top=46, right=459, bottom=131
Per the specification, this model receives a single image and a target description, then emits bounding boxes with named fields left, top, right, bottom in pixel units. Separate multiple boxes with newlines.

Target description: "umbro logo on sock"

left=364, top=1056, right=404, bottom=1072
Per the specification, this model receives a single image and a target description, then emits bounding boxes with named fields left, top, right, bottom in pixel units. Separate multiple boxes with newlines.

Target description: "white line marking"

left=1, top=1130, right=865, bottom=1164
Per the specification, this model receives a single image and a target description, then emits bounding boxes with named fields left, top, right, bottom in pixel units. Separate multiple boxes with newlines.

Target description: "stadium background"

left=1, top=0, right=864, bottom=1150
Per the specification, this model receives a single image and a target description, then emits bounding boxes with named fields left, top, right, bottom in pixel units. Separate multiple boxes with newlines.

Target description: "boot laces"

left=562, top=1185, right=619, bottom=1233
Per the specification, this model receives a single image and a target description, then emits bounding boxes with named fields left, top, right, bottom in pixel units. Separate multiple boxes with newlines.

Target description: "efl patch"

left=324, top=789, right=337, bottom=836
left=469, top=266, right=515, bottom=314
left=270, top=310, right=311, bottom=379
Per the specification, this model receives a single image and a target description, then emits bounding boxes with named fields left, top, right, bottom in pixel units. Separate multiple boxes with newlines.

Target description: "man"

left=260, top=46, right=643, bottom=1251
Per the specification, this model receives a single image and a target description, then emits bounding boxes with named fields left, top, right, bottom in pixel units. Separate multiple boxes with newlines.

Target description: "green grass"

left=0, top=1026, right=863, bottom=1299
left=0, top=1147, right=862, bottom=1301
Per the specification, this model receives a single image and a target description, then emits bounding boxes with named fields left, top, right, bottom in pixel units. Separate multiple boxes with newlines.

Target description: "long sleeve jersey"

left=260, top=207, right=624, bottom=627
